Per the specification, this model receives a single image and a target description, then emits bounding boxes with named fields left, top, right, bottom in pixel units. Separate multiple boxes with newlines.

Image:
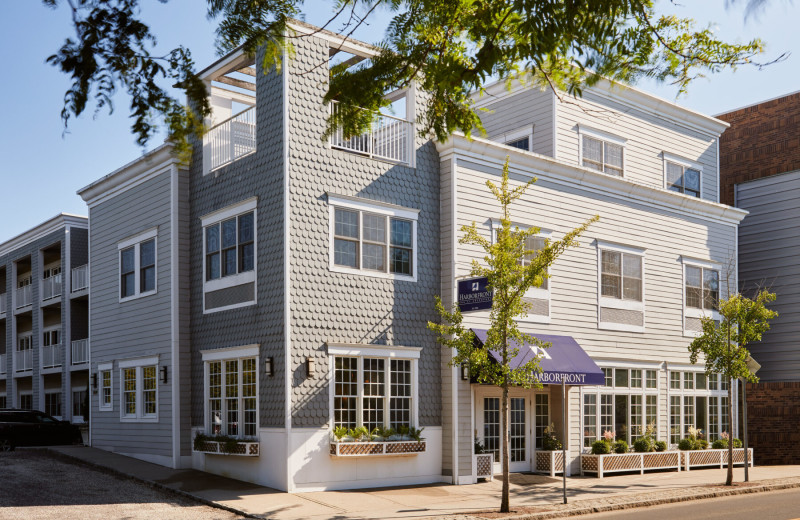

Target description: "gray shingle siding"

left=70, top=228, right=89, bottom=269
left=189, top=51, right=286, bottom=429
left=286, top=35, right=442, bottom=428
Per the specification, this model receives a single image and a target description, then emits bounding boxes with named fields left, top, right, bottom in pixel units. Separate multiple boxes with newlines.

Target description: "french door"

left=476, top=390, right=539, bottom=472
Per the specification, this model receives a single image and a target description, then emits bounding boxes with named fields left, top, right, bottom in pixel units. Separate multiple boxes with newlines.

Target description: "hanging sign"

left=457, top=277, right=493, bottom=312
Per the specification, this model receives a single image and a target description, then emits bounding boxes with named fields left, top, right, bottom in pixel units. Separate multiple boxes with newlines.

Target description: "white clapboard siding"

left=480, top=88, right=554, bottom=157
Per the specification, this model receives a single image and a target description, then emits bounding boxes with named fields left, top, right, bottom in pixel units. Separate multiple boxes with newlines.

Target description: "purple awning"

left=471, top=329, right=604, bottom=386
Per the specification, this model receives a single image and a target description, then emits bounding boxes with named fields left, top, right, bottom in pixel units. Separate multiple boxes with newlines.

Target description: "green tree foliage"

left=688, top=290, right=777, bottom=485
left=42, top=0, right=781, bottom=150
left=428, top=158, right=596, bottom=512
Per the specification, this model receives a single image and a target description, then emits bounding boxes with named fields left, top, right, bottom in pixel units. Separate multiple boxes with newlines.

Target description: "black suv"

left=0, top=409, right=83, bottom=451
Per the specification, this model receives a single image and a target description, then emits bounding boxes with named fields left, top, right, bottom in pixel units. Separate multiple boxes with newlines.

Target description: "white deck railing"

left=72, top=265, right=88, bottom=292
left=15, top=349, right=32, bottom=372
left=42, top=275, right=62, bottom=301
left=329, top=101, right=413, bottom=165
left=15, top=285, right=32, bottom=308
left=206, top=106, right=257, bottom=171
left=42, top=344, right=62, bottom=369
left=0, top=353, right=6, bottom=374
left=72, top=339, right=89, bottom=365
left=0, top=294, right=6, bottom=314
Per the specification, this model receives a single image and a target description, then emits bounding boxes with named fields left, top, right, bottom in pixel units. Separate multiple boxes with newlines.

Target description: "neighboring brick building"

left=718, top=90, right=800, bottom=206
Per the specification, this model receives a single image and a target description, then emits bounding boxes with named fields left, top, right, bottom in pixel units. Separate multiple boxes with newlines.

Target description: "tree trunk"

left=501, top=328, right=510, bottom=513
left=727, top=379, right=734, bottom=486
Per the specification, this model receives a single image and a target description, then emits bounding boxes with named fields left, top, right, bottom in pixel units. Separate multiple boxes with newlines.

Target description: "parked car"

left=0, top=409, right=83, bottom=451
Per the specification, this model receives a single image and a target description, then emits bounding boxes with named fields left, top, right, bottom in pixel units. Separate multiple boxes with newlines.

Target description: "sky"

left=0, top=0, right=797, bottom=243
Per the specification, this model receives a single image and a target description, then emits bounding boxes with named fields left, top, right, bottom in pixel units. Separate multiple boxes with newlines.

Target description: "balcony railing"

left=42, top=275, right=62, bottom=301
left=0, top=353, right=6, bottom=374
left=15, top=349, right=32, bottom=372
left=0, top=293, right=6, bottom=314
left=72, top=265, right=89, bottom=292
left=206, top=106, right=257, bottom=172
left=42, top=344, right=62, bottom=369
left=71, top=339, right=89, bottom=365
left=329, top=101, right=413, bottom=166
left=15, top=285, right=31, bottom=308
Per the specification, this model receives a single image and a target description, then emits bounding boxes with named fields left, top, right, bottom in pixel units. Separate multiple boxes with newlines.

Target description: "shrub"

left=542, top=423, right=562, bottom=451
left=678, top=438, right=695, bottom=451
left=633, top=438, right=653, bottom=453
left=591, top=439, right=611, bottom=455
left=733, top=438, right=743, bottom=448
left=613, top=440, right=628, bottom=454
left=333, top=427, right=349, bottom=441
left=697, top=439, right=709, bottom=450
left=474, top=437, right=486, bottom=454
left=654, top=440, right=667, bottom=452
left=712, top=439, right=727, bottom=449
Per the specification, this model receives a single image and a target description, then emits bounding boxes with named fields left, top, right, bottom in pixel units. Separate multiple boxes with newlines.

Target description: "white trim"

left=202, top=300, right=257, bottom=314
left=577, top=124, right=628, bottom=145
left=578, top=125, right=626, bottom=178
left=169, top=164, right=180, bottom=468
left=594, top=359, right=663, bottom=369
left=98, top=362, right=113, bottom=371
left=0, top=214, right=88, bottom=258
left=199, top=197, right=258, bottom=227
left=595, top=240, right=645, bottom=255
left=204, top=270, right=255, bottom=292
left=118, top=227, right=158, bottom=250
left=98, top=366, right=113, bottom=412
left=118, top=362, right=159, bottom=423
left=716, top=139, right=721, bottom=204
left=596, top=243, right=645, bottom=331
left=493, top=125, right=534, bottom=151
left=282, top=36, right=293, bottom=494
left=118, top=229, right=158, bottom=303
left=327, top=193, right=420, bottom=219
left=552, top=91, right=558, bottom=160
left=118, top=355, right=159, bottom=369
left=326, top=343, right=421, bottom=359
left=680, top=256, right=721, bottom=270
left=450, top=154, right=460, bottom=484
left=201, top=344, right=260, bottom=362
left=680, top=257, right=722, bottom=336
left=599, top=297, right=644, bottom=312
left=662, top=152, right=703, bottom=198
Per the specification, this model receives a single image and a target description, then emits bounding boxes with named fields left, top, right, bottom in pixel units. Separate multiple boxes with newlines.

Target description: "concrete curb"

left=37, top=448, right=260, bottom=519
left=459, top=478, right=800, bottom=520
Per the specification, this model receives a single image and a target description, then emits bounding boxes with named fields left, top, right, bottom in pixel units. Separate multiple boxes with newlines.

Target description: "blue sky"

left=0, top=0, right=797, bottom=242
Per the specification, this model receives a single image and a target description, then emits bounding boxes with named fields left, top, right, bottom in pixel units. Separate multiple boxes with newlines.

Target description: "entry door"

left=477, top=393, right=530, bottom=472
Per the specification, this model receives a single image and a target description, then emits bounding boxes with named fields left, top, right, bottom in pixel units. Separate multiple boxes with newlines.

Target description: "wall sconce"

left=91, top=373, right=98, bottom=390
left=306, top=357, right=315, bottom=378
left=461, top=363, right=470, bottom=381
left=160, top=366, right=168, bottom=384
left=265, top=357, right=274, bottom=377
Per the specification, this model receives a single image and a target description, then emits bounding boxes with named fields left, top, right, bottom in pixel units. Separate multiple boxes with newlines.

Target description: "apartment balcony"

left=71, top=339, right=89, bottom=366
left=41, top=344, right=62, bottom=370
left=205, top=106, right=256, bottom=172
left=0, top=353, right=6, bottom=375
left=15, top=349, right=32, bottom=373
left=71, top=265, right=89, bottom=294
left=15, top=285, right=31, bottom=310
left=0, top=293, right=6, bottom=315
left=329, top=101, right=414, bottom=166
left=42, top=275, right=62, bottom=302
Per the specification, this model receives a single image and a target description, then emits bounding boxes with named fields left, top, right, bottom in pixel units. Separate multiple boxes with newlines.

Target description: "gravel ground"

left=0, top=450, right=244, bottom=520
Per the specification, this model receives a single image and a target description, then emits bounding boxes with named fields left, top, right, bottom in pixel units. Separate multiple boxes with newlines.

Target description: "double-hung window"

left=328, top=194, right=418, bottom=281
left=597, top=242, right=645, bottom=332
left=663, top=154, right=702, bottom=198
left=668, top=369, right=728, bottom=445
left=118, top=356, right=159, bottom=422
left=201, top=345, right=259, bottom=438
left=682, top=257, right=721, bottom=335
left=118, top=228, right=158, bottom=301
left=498, top=126, right=534, bottom=152
left=328, top=344, right=420, bottom=431
left=98, top=363, right=113, bottom=411
left=580, top=127, right=625, bottom=177
left=201, top=198, right=258, bottom=313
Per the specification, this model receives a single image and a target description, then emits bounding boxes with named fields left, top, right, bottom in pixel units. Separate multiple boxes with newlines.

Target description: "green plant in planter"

left=349, top=426, right=369, bottom=441
left=613, top=440, right=628, bottom=454
left=633, top=437, right=653, bottom=453
left=697, top=439, right=709, bottom=450
left=333, top=427, right=349, bottom=441
left=712, top=438, right=726, bottom=450
left=733, top=438, right=743, bottom=448
left=193, top=432, right=209, bottom=451
left=408, top=427, right=425, bottom=443
left=542, top=423, right=562, bottom=451
left=654, top=441, right=667, bottom=452
left=591, top=439, right=611, bottom=455
left=475, top=437, right=486, bottom=454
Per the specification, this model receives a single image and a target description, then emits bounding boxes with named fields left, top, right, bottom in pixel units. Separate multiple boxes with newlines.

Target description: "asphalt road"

left=0, top=449, right=243, bottom=520
left=585, top=487, right=800, bottom=520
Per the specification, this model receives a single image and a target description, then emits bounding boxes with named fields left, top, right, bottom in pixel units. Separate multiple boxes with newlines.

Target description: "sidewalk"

left=46, top=446, right=800, bottom=520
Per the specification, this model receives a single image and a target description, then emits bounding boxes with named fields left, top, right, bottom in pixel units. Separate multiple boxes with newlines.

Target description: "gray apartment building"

left=0, top=214, right=90, bottom=423
left=77, top=20, right=748, bottom=491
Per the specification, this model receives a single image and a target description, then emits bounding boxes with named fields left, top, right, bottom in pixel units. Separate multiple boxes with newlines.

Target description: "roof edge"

left=0, top=213, right=88, bottom=258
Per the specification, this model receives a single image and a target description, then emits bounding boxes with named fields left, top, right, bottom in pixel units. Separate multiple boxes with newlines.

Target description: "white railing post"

left=71, top=265, right=88, bottom=292
left=550, top=450, right=556, bottom=478
left=598, top=455, right=604, bottom=479
left=71, top=339, right=89, bottom=365
left=205, top=106, right=257, bottom=172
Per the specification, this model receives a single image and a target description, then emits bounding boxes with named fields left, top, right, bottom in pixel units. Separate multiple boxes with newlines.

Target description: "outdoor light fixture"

left=91, top=373, right=98, bottom=390
left=461, top=363, right=469, bottom=381
left=306, top=357, right=315, bottom=378
left=265, top=357, right=274, bottom=377
left=160, top=366, right=168, bottom=384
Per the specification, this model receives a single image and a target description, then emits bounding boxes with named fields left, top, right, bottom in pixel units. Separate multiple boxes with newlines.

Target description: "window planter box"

left=535, top=450, right=565, bottom=477
left=329, top=440, right=426, bottom=457
left=193, top=440, right=260, bottom=457
left=682, top=448, right=753, bottom=471
left=473, top=453, right=494, bottom=481
left=581, top=451, right=681, bottom=478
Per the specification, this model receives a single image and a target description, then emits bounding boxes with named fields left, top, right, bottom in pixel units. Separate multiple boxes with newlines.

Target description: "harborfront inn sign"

left=457, top=277, right=492, bottom=312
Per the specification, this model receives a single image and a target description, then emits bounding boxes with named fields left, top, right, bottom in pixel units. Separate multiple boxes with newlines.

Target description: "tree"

left=428, top=158, right=597, bottom=512
left=688, top=290, right=777, bottom=486
left=43, top=0, right=783, bottom=151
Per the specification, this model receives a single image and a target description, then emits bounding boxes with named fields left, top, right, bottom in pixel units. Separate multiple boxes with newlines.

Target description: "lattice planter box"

left=581, top=451, right=681, bottom=478
left=193, top=440, right=260, bottom=457
left=472, top=453, right=494, bottom=481
left=330, top=441, right=426, bottom=457
left=682, top=448, right=753, bottom=471
left=535, top=450, right=565, bottom=477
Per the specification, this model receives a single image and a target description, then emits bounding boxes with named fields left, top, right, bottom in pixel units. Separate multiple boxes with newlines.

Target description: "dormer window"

left=578, top=127, right=625, bottom=177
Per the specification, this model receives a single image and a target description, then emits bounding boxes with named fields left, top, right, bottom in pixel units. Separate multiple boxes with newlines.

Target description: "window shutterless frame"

left=118, top=355, right=159, bottom=422
left=577, top=125, right=626, bottom=178
left=200, top=344, right=260, bottom=438
left=98, top=363, right=113, bottom=411
left=117, top=227, right=158, bottom=302
left=596, top=241, right=645, bottom=332
left=662, top=152, right=703, bottom=199
left=680, top=256, right=722, bottom=336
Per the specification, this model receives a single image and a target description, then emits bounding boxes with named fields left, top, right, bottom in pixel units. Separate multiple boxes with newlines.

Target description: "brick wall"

left=717, top=91, right=800, bottom=206
left=742, top=382, right=800, bottom=465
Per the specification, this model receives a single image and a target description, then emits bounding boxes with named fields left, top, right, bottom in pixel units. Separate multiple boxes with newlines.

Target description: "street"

left=584, top=487, right=800, bottom=520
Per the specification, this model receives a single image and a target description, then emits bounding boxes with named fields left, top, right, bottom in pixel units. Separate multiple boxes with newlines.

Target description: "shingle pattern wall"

left=718, top=92, right=800, bottom=206
left=743, top=382, right=800, bottom=464
left=70, top=228, right=89, bottom=268
left=286, top=35, right=442, bottom=427
left=189, top=50, right=286, bottom=428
